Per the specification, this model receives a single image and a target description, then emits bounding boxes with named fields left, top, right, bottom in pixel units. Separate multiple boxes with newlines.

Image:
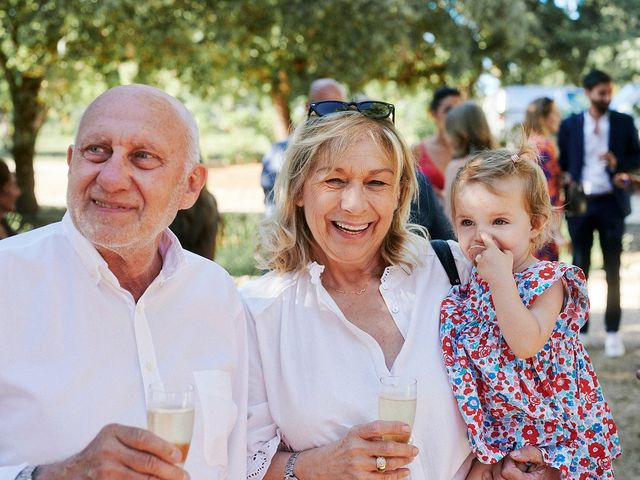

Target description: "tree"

left=0, top=0, right=198, bottom=216
left=157, top=0, right=463, bottom=140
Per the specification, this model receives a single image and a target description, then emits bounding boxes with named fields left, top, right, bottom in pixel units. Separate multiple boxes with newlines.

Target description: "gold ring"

left=376, top=456, right=386, bottom=472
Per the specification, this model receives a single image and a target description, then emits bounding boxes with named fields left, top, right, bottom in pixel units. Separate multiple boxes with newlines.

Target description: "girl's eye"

left=494, top=218, right=508, bottom=225
left=460, top=219, right=473, bottom=227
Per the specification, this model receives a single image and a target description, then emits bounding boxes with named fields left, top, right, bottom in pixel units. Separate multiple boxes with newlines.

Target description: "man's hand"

left=484, top=446, right=560, bottom=480
left=600, top=151, right=617, bottom=171
left=35, top=424, right=189, bottom=480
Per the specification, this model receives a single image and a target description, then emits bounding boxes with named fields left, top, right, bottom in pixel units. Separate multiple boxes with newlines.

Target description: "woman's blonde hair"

left=257, top=111, right=422, bottom=273
left=445, top=101, right=495, bottom=158
left=450, top=143, right=553, bottom=251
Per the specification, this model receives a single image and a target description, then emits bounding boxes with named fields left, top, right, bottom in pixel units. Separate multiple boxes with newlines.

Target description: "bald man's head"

left=76, top=84, right=200, bottom=167
left=308, top=78, right=347, bottom=104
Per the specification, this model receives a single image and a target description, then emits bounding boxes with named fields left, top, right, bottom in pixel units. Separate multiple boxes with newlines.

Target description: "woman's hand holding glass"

left=293, top=421, right=418, bottom=479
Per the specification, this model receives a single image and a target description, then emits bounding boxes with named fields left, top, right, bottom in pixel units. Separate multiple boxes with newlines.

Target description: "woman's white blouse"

left=241, top=240, right=473, bottom=480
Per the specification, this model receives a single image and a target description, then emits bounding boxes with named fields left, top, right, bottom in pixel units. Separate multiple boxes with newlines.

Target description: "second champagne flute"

left=378, top=375, right=417, bottom=443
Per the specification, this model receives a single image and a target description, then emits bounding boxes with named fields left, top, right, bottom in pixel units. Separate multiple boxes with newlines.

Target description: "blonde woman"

left=241, top=101, right=556, bottom=480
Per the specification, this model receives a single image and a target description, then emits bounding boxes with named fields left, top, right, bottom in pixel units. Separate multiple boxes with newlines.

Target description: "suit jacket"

left=558, top=110, right=640, bottom=217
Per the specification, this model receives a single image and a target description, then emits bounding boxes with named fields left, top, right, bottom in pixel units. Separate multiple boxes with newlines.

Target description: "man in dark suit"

left=558, top=69, right=640, bottom=357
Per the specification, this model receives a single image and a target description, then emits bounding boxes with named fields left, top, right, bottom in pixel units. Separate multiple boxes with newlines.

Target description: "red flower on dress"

left=478, top=346, right=491, bottom=358
left=522, top=426, right=539, bottom=444
left=553, top=373, right=571, bottom=392
left=539, top=267, right=555, bottom=280
left=588, top=442, right=605, bottom=458
left=597, top=456, right=611, bottom=472
left=579, top=457, right=591, bottom=468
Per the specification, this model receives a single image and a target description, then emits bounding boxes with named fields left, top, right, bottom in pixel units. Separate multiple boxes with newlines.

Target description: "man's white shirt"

left=582, top=111, right=613, bottom=195
left=0, top=213, right=247, bottom=480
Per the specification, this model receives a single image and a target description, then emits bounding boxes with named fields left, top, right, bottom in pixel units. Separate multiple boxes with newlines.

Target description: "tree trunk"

left=10, top=75, right=46, bottom=218
left=271, top=71, right=292, bottom=141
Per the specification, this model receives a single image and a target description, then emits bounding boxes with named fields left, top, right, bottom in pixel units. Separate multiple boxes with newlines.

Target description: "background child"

left=440, top=145, right=621, bottom=479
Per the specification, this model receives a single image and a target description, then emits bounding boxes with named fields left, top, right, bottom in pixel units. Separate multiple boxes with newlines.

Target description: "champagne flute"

left=378, top=376, right=417, bottom=443
left=147, top=382, right=195, bottom=465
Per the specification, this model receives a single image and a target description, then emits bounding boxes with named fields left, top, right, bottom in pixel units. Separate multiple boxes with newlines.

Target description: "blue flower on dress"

left=466, top=396, right=480, bottom=409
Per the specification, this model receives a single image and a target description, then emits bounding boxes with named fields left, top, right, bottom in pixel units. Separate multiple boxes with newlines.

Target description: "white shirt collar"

left=304, top=260, right=407, bottom=290
left=61, top=212, right=186, bottom=286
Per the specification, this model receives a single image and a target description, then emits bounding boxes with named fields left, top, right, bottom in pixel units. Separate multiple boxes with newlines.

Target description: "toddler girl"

left=440, top=146, right=620, bottom=479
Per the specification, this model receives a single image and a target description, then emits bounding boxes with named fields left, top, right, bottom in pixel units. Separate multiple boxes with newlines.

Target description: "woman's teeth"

left=334, top=221, right=369, bottom=233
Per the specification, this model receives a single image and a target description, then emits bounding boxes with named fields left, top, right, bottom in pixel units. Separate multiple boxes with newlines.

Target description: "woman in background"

left=0, top=159, right=21, bottom=239
left=412, top=86, right=462, bottom=200
left=442, top=101, right=495, bottom=220
left=524, top=97, right=564, bottom=261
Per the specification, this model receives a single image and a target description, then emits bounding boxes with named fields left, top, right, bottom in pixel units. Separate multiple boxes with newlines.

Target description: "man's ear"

left=179, top=164, right=208, bottom=210
left=67, top=145, right=74, bottom=167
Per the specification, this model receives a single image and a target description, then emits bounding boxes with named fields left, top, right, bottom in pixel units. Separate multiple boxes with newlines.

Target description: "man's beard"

left=593, top=101, right=610, bottom=114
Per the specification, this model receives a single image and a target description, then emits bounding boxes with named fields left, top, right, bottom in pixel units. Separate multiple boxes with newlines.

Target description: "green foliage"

left=215, top=213, right=261, bottom=277
left=2, top=0, right=640, bottom=211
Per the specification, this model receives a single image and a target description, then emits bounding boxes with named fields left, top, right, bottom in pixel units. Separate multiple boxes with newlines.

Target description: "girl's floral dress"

left=440, top=261, right=620, bottom=479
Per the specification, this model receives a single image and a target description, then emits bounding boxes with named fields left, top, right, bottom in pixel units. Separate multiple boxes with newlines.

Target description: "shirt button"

left=145, top=361, right=154, bottom=372
left=391, top=306, right=399, bottom=314
left=382, top=284, right=389, bottom=290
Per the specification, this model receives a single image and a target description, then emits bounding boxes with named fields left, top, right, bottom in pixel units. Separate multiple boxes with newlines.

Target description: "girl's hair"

left=257, top=111, right=423, bottom=273
left=523, top=97, right=555, bottom=136
left=0, top=159, right=10, bottom=190
left=450, top=143, right=553, bottom=251
left=445, top=101, right=495, bottom=158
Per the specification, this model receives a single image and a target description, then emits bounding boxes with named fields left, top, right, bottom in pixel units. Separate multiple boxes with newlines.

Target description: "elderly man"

left=0, top=85, right=247, bottom=479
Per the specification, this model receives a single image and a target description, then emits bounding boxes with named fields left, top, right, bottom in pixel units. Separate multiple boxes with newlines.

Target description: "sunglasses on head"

left=307, top=100, right=395, bottom=123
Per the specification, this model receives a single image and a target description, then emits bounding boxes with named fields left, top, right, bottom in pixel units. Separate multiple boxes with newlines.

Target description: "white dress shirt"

left=241, top=240, right=473, bottom=480
left=582, top=111, right=613, bottom=195
left=0, top=213, right=247, bottom=480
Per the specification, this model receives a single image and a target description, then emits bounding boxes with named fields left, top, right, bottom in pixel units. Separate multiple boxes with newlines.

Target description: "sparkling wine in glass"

left=147, top=382, right=195, bottom=465
left=378, top=376, right=417, bottom=443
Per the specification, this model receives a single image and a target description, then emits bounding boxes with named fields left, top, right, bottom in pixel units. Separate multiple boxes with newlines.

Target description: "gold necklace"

left=326, top=283, right=368, bottom=295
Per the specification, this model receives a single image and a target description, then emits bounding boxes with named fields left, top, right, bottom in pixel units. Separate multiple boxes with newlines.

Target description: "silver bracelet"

left=283, top=451, right=301, bottom=480
left=16, top=466, right=38, bottom=480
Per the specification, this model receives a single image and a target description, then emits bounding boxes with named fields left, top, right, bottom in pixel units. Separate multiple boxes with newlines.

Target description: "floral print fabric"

left=440, top=261, right=620, bottom=479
